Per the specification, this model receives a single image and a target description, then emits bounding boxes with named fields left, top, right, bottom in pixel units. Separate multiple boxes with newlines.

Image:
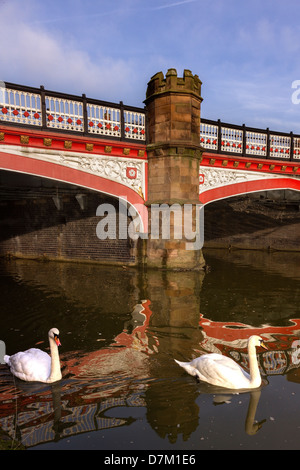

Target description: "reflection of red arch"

left=200, top=177, right=300, bottom=205
left=199, top=314, right=300, bottom=343
left=0, top=150, right=148, bottom=232
left=198, top=315, right=300, bottom=375
left=63, top=299, right=156, bottom=385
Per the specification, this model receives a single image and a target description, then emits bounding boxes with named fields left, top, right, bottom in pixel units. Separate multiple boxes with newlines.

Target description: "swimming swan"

left=4, top=328, right=62, bottom=383
left=175, top=335, right=267, bottom=390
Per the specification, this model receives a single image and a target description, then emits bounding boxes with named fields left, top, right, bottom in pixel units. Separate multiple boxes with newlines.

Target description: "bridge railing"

left=1, top=82, right=300, bottom=162
left=200, top=118, right=300, bottom=161
left=0, top=82, right=146, bottom=142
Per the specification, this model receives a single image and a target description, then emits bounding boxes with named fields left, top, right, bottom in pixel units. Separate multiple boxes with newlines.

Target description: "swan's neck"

left=48, top=338, right=62, bottom=383
left=248, top=343, right=261, bottom=388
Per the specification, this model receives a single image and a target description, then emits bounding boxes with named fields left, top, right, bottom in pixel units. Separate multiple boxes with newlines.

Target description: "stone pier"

left=143, top=68, right=205, bottom=270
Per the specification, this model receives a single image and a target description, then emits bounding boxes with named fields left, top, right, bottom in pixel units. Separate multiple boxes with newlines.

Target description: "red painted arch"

left=200, top=177, right=300, bottom=205
left=0, top=150, right=148, bottom=232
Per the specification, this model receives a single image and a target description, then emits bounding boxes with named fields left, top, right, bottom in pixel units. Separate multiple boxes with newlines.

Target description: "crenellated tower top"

left=145, top=68, right=202, bottom=101
left=144, top=68, right=203, bottom=147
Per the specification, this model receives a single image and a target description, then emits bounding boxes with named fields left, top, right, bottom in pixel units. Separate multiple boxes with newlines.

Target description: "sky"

left=1, top=0, right=300, bottom=133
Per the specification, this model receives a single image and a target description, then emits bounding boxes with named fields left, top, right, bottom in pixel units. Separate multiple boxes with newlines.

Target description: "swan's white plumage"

left=4, top=328, right=62, bottom=383
left=5, top=348, right=51, bottom=382
left=175, top=335, right=267, bottom=390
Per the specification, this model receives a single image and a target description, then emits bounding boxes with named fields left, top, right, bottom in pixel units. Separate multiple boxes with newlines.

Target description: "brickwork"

left=0, top=189, right=135, bottom=264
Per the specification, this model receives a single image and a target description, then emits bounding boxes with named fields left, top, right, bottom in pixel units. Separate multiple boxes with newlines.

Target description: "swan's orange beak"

left=260, top=340, right=267, bottom=350
left=54, top=334, right=61, bottom=346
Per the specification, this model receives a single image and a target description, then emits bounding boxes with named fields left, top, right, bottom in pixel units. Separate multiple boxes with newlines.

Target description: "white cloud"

left=0, top=2, right=142, bottom=104
left=149, top=0, right=199, bottom=10
left=202, top=73, right=300, bottom=133
left=1, top=0, right=300, bottom=132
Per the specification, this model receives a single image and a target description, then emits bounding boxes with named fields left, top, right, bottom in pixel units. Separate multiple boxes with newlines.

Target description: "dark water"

left=0, top=249, right=300, bottom=451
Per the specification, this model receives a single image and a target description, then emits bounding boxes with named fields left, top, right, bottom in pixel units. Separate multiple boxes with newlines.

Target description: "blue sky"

left=1, top=0, right=300, bottom=133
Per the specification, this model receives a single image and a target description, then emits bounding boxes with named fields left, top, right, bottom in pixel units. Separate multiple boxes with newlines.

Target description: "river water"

left=0, top=249, right=300, bottom=451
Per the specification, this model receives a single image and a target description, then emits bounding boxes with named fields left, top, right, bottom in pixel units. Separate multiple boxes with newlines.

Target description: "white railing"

left=123, top=109, right=146, bottom=141
left=200, top=119, right=299, bottom=161
left=0, top=82, right=146, bottom=142
left=294, top=138, right=300, bottom=160
left=0, top=86, right=42, bottom=126
left=221, top=127, right=243, bottom=153
left=270, top=134, right=291, bottom=159
left=200, top=122, right=218, bottom=150
left=245, top=131, right=267, bottom=157
left=1, top=82, right=300, bottom=160
left=46, top=96, right=84, bottom=132
left=87, top=103, right=121, bottom=137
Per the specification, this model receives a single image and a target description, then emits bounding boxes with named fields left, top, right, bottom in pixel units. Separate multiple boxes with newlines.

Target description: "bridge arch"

left=0, top=149, right=148, bottom=233
left=200, top=174, right=300, bottom=206
left=0, top=169, right=142, bottom=264
left=201, top=174, right=300, bottom=252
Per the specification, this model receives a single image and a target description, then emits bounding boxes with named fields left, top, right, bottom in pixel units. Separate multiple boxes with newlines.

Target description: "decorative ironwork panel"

left=87, top=103, right=121, bottom=137
left=293, top=137, right=300, bottom=159
left=0, top=87, right=42, bottom=126
left=46, top=96, right=84, bottom=132
left=221, top=127, right=243, bottom=153
left=245, top=131, right=267, bottom=157
left=200, top=122, right=218, bottom=150
left=123, top=110, right=146, bottom=141
left=270, top=134, right=291, bottom=159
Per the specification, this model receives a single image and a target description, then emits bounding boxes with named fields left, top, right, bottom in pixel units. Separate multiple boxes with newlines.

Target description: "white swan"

left=4, top=328, right=62, bottom=383
left=175, top=335, right=267, bottom=390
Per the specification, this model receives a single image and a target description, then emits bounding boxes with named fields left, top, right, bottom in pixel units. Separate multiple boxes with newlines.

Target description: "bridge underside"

left=0, top=171, right=136, bottom=265
left=204, top=189, right=300, bottom=251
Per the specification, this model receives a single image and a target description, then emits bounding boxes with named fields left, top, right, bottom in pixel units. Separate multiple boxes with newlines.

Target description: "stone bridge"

left=0, top=70, right=300, bottom=268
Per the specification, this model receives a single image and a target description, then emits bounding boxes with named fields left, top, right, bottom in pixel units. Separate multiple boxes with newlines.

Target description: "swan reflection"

left=196, top=381, right=266, bottom=436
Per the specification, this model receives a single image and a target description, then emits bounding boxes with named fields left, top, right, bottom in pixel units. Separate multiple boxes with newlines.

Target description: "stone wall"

left=204, top=192, right=300, bottom=251
left=0, top=185, right=135, bottom=264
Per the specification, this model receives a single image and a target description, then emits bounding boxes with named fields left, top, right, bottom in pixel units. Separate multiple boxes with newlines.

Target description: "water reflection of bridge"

left=1, top=254, right=300, bottom=448
left=0, top=379, right=146, bottom=448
